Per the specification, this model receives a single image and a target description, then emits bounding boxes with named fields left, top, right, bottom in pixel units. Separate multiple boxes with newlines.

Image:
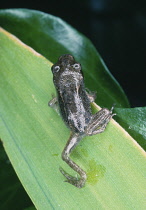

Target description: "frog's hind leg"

left=86, top=106, right=115, bottom=136
left=60, top=133, right=87, bottom=188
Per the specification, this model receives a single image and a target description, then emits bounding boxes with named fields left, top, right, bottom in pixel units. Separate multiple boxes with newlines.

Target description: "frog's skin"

left=49, top=54, right=115, bottom=188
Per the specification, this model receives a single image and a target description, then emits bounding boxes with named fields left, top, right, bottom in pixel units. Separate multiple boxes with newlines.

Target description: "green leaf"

left=0, top=8, right=130, bottom=108
left=115, top=107, right=146, bottom=150
left=24, top=206, right=36, bottom=210
left=0, top=28, right=145, bottom=209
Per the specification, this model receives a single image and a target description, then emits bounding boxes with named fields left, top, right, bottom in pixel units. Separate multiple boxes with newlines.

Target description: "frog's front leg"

left=48, top=96, right=60, bottom=114
left=60, top=133, right=87, bottom=188
left=86, top=106, right=115, bottom=136
left=48, top=96, right=57, bottom=107
left=86, top=89, right=96, bottom=103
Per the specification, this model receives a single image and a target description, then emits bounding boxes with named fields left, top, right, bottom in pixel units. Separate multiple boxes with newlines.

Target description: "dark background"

left=1, top=0, right=146, bottom=107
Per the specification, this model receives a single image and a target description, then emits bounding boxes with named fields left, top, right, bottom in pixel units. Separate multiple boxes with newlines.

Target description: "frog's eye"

left=73, top=63, right=81, bottom=70
left=54, top=66, right=60, bottom=72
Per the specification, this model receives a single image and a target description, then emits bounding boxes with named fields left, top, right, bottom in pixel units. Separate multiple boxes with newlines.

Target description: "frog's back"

left=51, top=54, right=92, bottom=133
left=58, top=87, right=92, bottom=134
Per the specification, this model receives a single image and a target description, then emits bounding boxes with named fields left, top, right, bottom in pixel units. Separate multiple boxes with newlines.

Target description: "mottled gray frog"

left=49, top=54, right=115, bottom=188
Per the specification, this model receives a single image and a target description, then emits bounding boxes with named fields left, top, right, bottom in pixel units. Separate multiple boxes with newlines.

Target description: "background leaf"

left=0, top=8, right=130, bottom=108
left=115, top=107, right=146, bottom=150
left=0, top=27, right=145, bottom=209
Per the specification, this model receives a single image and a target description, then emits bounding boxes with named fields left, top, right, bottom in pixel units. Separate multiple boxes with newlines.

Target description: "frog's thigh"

left=86, top=108, right=113, bottom=136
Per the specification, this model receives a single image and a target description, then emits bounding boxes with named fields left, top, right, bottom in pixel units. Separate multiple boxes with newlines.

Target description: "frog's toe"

left=59, top=167, right=85, bottom=188
left=59, top=167, right=78, bottom=181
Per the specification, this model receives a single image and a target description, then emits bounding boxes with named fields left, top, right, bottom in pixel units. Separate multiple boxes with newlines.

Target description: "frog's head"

left=51, top=54, right=83, bottom=75
left=51, top=54, right=84, bottom=89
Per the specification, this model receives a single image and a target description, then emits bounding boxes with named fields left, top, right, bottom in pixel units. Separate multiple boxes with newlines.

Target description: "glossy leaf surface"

left=115, top=107, right=146, bottom=150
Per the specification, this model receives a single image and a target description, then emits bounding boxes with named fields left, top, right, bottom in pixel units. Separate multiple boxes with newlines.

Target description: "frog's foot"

left=86, top=105, right=116, bottom=136
left=59, top=167, right=86, bottom=188
left=59, top=167, right=78, bottom=181
left=85, top=88, right=96, bottom=103
left=48, top=96, right=57, bottom=107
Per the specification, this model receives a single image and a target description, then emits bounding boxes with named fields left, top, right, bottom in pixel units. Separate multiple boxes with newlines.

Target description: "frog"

left=48, top=54, right=115, bottom=188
